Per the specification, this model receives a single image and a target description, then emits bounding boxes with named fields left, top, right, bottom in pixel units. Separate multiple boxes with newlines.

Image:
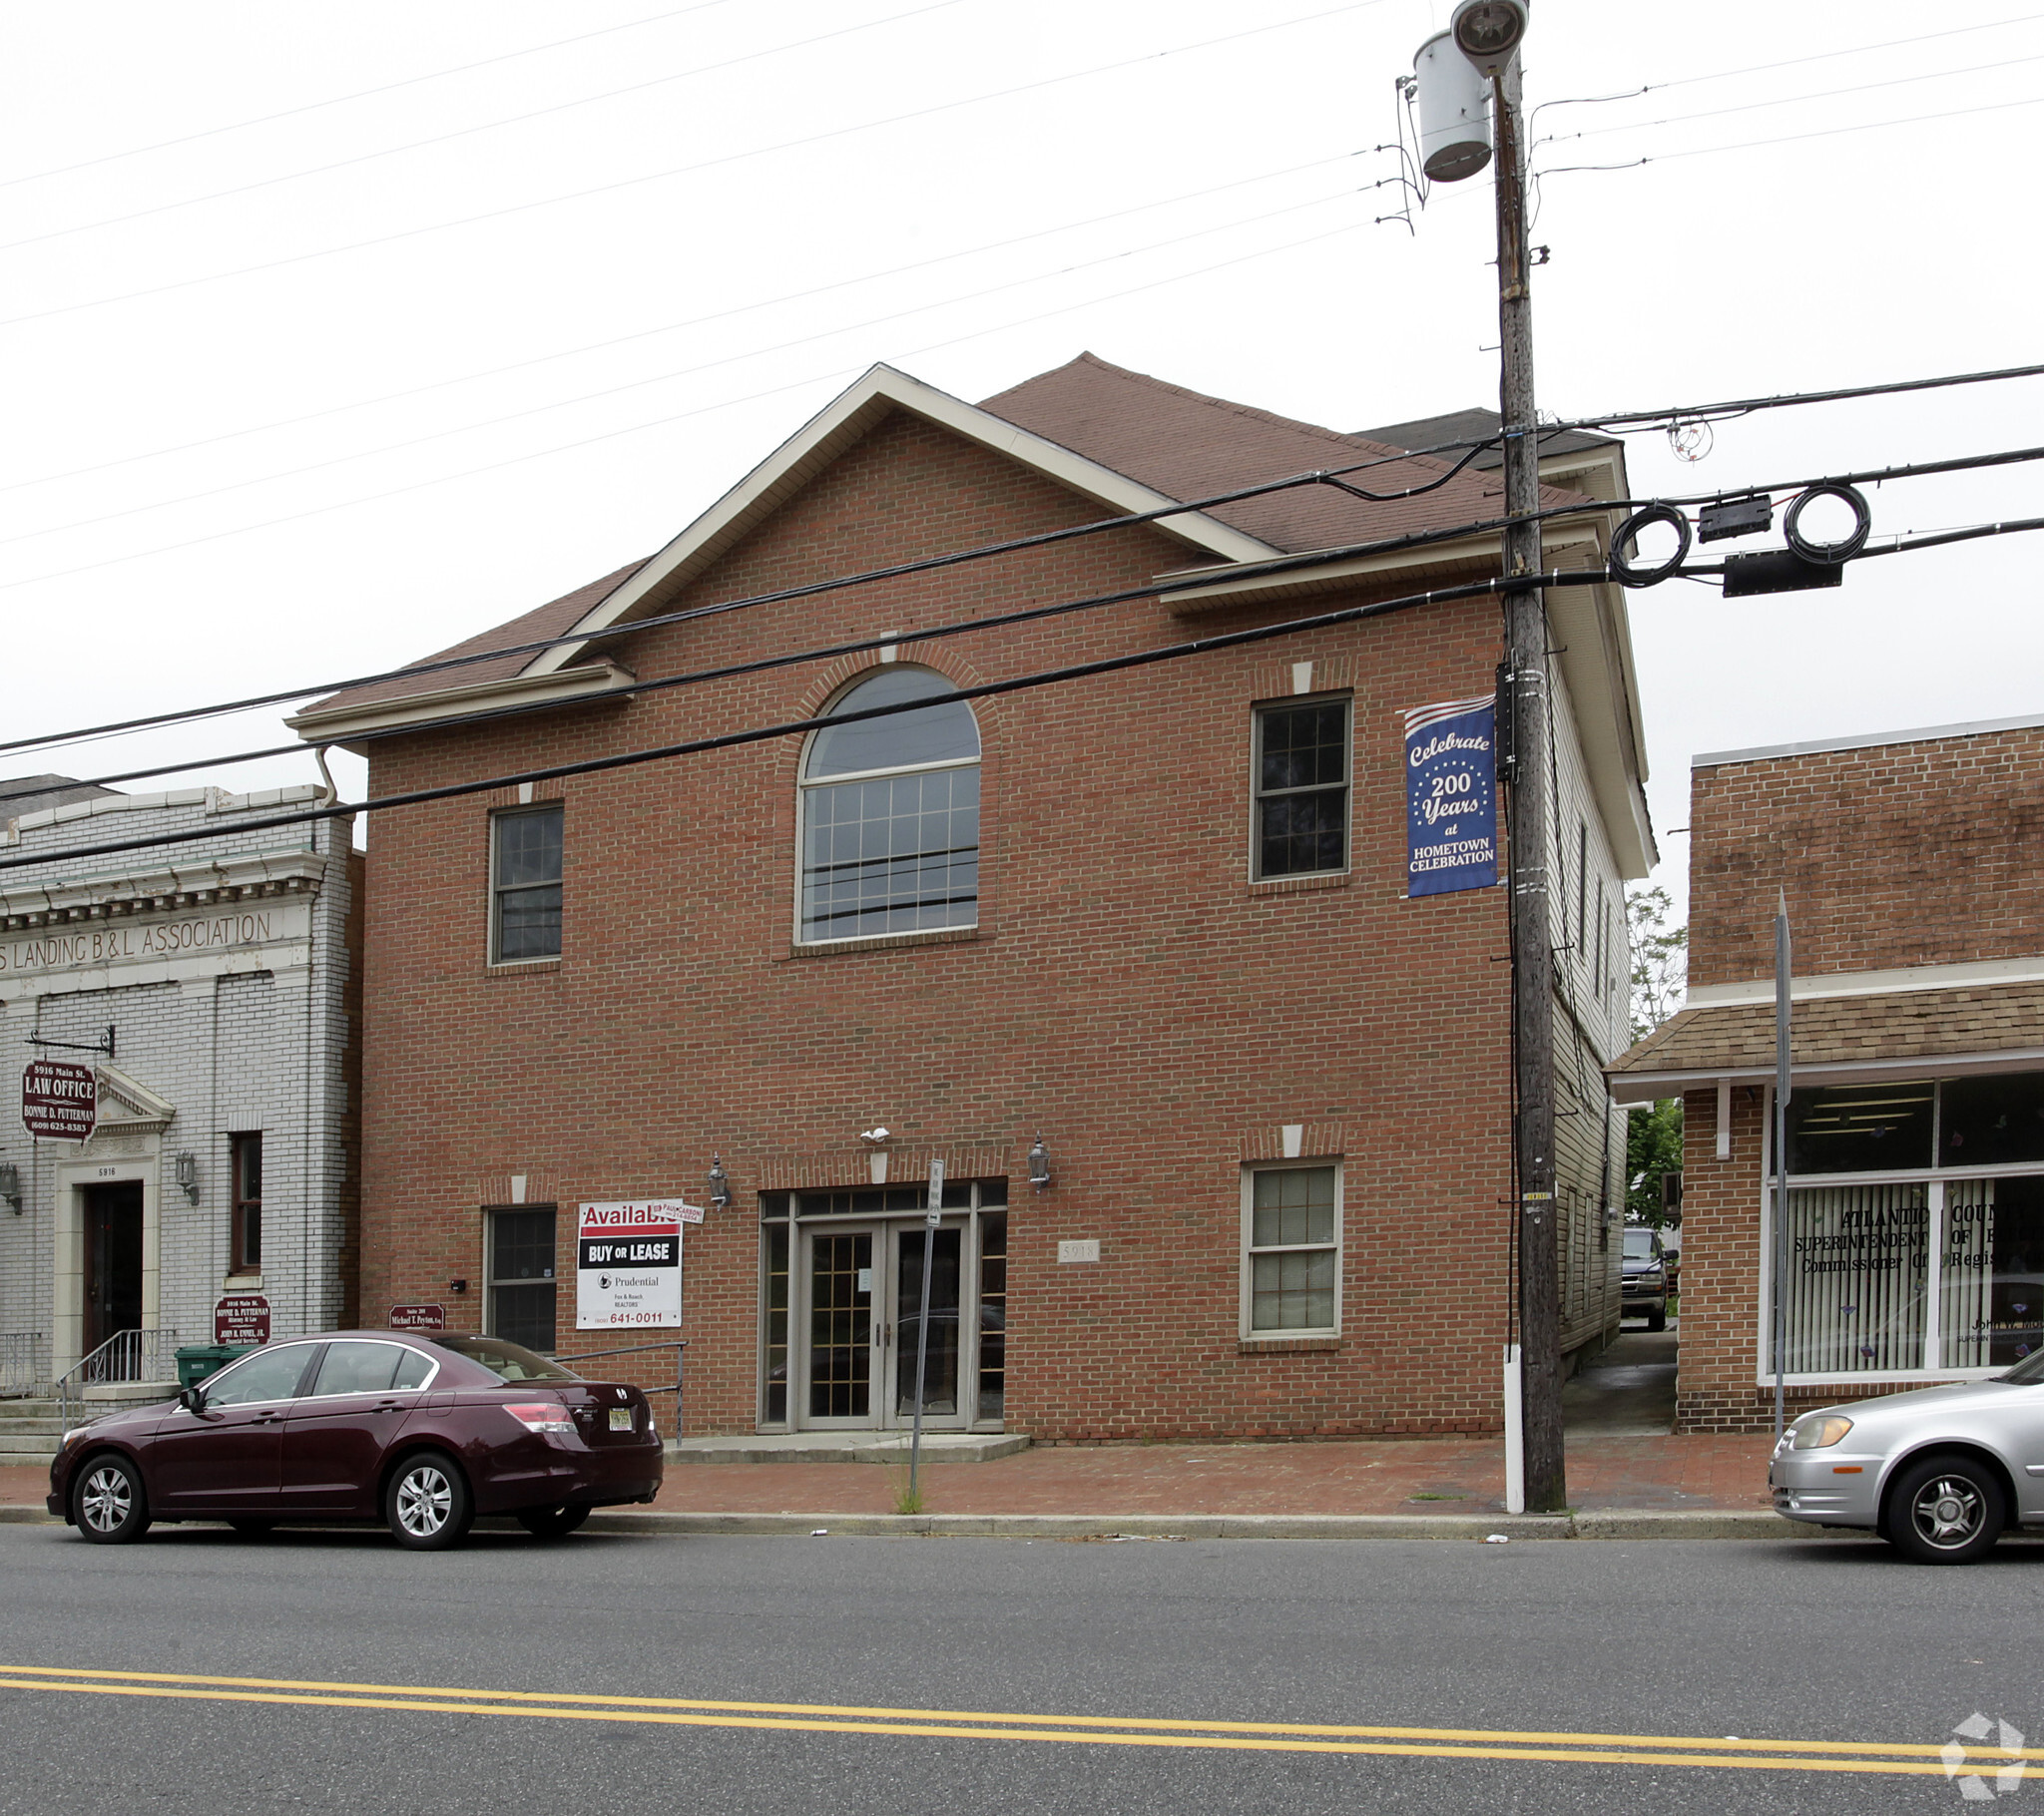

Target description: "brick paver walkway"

left=3, top=1432, right=1774, bottom=1521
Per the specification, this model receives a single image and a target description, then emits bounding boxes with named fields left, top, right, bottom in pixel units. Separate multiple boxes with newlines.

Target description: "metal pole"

left=1493, top=59, right=1566, bottom=1515
left=909, top=1159, right=944, bottom=1502
left=1774, top=892, right=1792, bottom=1439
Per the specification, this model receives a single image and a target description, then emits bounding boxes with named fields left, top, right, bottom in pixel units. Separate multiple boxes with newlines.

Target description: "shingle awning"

left=1605, top=981, right=2044, bottom=1103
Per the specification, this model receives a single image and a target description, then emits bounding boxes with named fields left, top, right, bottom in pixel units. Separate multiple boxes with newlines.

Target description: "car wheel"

left=229, top=1519, right=276, bottom=1538
left=1887, top=1454, right=2005, bottom=1565
left=74, top=1454, right=151, bottom=1545
left=384, top=1452, right=474, bottom=1551
left=516, top=1504, right=592, bottom=1541
left=1646, top=1306, right=1667, bottom=1332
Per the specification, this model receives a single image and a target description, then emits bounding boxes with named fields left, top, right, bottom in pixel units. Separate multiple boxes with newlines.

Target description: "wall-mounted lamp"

left=448, top=1278, right=469, bottom=1295
left=708, top=1154, right=732, bottom=1210
left=1027, top=1135, right=1052, bottom=1192
left=174, top=1151, right=199, bottom=1204
left=0, top=1162, right=19, bottom=1213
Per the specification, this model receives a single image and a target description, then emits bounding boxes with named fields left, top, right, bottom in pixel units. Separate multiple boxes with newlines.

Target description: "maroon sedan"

left=47, top=1332, right=664, bottom=1550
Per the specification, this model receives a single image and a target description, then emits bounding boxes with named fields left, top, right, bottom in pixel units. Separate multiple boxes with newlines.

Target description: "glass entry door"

left=890, top=1224, right=963, bottom=1426
left=798, top=1220, right=972, bottom=1430
left=804, top=1227, right=875, bottom=1425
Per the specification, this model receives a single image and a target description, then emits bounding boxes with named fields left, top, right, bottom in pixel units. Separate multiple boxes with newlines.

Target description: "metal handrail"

left=0, top=1332, right=51, bottom=1398
left=547, top=1339, right=687, bottom=1439
left=56, top=1328, right=182, bottom=1432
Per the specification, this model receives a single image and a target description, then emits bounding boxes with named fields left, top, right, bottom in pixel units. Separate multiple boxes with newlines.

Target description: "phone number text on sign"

left=576, top=1201, right=685, bottom=1331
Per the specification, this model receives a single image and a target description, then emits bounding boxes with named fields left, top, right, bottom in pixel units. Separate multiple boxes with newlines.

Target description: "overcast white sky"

left=2, top=0, right=2038, bottom=917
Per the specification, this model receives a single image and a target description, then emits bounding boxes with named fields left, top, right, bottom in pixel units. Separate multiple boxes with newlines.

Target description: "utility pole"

left=1490, top=51, right=1565, bottom=1516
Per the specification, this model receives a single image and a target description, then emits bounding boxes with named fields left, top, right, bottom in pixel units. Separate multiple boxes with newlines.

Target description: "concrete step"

left=0, top=1446, right=58, bottom=1466
left=667, top=1431, right=1029, bottom=1465
left=0, top=1419, right=63, bottom=1438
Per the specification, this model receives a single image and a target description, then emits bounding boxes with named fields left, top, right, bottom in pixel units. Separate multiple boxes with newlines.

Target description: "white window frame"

left=1240, top=1160, right=1344, bottom=1339
left=1755, top=1077, right=2044, bottom=1386
left=484, top=1205, right=559, bottom=1353
left=793, top=670, right=981, bottom=947
left=1250, top=693, right=1352, bottom=882
left=488, top=802, right=565, bottom=966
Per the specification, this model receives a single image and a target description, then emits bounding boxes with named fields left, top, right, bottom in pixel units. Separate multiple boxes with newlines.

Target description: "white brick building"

left=0, top=780, right=359, bottom=1385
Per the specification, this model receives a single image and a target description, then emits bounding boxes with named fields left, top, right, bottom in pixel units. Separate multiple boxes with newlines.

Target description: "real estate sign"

left=1403, top=694, right=1499, bottom=897
left=576, top=1201, right=692, bottom=1331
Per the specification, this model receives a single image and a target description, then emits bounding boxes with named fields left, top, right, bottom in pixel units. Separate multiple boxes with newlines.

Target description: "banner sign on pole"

left=576, top=1201, right=685, bottom=1330
left=22, top=1060, right=97, bottom=1140
left=1403, top=694, right=1499, bottom=898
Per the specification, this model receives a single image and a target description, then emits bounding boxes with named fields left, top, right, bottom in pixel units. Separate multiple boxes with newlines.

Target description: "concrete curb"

left=0, top=1503, right=1920, bottom=1541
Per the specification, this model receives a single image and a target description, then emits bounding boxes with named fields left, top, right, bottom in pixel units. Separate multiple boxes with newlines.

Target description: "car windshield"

left=428, top=1334, right=582, bottom=1383
left=1623, top=1229, right=1656, bottom=1259
left=2000, top=1346, right=2044, bottom=1385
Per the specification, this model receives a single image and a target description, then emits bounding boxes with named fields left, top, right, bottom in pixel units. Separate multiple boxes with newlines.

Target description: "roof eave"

left=286, top=660, right=634, bottom=746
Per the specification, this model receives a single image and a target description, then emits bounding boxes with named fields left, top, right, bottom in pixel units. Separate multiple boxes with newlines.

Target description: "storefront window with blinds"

left=1771, top=1075, right=2044, bottom=1379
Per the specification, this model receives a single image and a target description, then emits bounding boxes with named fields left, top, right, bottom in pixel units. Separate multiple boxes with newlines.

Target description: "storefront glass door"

left=804, top=1227, right=874, bottom=1424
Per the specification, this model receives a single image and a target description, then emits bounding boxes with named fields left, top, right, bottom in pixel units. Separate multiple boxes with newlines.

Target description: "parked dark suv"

left=47, top=1331, right=663, bottom=1549
left=1622, top=1226, right=1670, bottom=1331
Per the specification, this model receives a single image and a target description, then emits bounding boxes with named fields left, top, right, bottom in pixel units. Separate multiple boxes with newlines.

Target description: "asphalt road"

left=2, top=1521, right=2039, bottom=1814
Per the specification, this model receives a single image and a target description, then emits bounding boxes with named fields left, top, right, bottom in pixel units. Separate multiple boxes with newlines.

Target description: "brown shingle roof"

left=1608, top=982, right=2044, bottom=1084
left=978, top=352, right=1586, bottom=556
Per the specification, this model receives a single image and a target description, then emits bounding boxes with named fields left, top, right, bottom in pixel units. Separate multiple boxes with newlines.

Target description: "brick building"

left=1609, top=715, right=2044, bottom=1432
left=291, top=355, right=1652, bottom=1440
left=0, top=780, right=360, bottom=1390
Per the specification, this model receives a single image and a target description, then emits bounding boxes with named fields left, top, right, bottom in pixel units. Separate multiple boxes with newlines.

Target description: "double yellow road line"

left=0, top=1663, right=2025, bottom=1778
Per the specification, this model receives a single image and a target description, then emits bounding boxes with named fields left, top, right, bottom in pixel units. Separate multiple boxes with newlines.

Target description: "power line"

left=0, top=1, right=1380, bottom=331
left=0, top=1, right=745, bottom=191
left=0, top=184, right=1367, bottom=554
left=0, top=215, right=1367, bottom=600
left=0, top=0, right=976, bottom=255
left=14, top=510, right=2044, bottom=875
left=0, top=152, right=1357, bottom=500
left=12, top=430, right=2044, bottom=796
left=6, top=361, right=2043, bottom=763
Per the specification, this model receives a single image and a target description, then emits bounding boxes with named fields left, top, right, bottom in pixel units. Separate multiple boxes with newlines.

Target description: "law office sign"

left=22, top=1060, right=97, bottom=1140
left=1403, top=694, right=1499, bottom=898
left=576, top=1201, right=692, bottom=1331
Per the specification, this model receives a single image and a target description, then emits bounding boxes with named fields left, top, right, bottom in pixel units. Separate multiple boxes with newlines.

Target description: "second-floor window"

left=492, top=804, right=563, bottom=962
left=1255, top=697, right=1349, bottom=878
left=798, top=667, right=980, bottom=943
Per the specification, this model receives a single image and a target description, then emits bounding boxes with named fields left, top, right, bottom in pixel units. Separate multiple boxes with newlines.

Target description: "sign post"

left=1773, top=892, right=1793, bottom=1440
left=22, top=1060, right=97, bottom=1141
left=908, top=1159, right=944, bottom=1503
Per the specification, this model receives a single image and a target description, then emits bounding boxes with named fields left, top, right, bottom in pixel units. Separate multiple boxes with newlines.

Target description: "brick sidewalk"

left=2, top=1433, right=1774, bottom=1521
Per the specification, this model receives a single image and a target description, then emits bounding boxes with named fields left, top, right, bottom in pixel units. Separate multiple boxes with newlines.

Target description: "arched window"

left=799, top=667, right=980, bottom=942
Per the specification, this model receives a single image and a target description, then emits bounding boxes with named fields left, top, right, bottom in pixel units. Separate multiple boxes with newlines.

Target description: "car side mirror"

left=179, top=1385, right=206, bottom=1414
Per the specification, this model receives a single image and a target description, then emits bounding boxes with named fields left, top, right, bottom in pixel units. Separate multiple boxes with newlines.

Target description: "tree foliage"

left=1623, top=886, right=1689, bottom=1224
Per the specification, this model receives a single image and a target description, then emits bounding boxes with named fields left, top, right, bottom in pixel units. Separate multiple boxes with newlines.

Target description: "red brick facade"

left=340, top=372, right=1643, bottom=1441
left=1663, top=723, right=2044, bottom=1431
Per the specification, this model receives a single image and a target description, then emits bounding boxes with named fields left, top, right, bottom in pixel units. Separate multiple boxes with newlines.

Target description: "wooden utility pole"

left=1492, top=60, right=1566, bottom=1514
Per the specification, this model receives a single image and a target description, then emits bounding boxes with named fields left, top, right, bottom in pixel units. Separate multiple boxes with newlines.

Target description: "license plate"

left=609, top=1407, right=634, bottom=1432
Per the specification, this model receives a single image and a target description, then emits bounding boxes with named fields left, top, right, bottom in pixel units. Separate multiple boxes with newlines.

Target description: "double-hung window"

left=487, top=1207, right=558, bottom=1352
left=230, top=1132, right=262, bottom=1274
left=1254, top=698, right=1349, bottom=877
left=491, top=804, right=563, bottom=963
left=1243, top=1164, right=1342, bottom=1335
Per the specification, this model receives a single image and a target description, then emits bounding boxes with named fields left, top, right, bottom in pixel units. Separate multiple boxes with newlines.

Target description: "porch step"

left=666, top=1432, right=1029, bottom=1465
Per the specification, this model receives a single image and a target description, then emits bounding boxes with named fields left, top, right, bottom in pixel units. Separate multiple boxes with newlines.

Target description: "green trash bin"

left=175, top=1343, right=256, bottom=1389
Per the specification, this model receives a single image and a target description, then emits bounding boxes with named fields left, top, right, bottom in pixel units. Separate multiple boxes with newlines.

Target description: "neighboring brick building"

left=291, top=355, right=1653, bottom=1441
left=1610, top=715, right=2044, bottom=1432
left=0, top=780, right=361, bottom=1390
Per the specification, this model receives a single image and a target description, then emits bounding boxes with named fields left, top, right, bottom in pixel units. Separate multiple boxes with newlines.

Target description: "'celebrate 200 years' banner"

left=1403, top=694, right=1499, bottom=897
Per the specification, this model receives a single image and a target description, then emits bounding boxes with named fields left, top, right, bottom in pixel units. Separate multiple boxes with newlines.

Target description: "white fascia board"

left=285, top=660, right=632, bottom=745
left=522, top=363, right=1278, bottom=681
left=1688, top=956, right=2044, bottom=1008
left=1608, top=1048, right=2044, bottom=1103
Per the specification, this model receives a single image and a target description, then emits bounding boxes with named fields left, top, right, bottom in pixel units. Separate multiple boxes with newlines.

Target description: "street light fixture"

left=1450, top=0, right=1528, bottom=73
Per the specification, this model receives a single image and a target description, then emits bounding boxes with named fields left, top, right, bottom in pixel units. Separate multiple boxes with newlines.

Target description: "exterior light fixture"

left=1027, top=1135, right=1052, bottom=1192
left=708, top=1154, right=732, bottom=1210
left=0, top=1162, right=19, bottom=1212
left=1450, top=0, right=1528, bottom=74
left=174, top=1151, right=199, bottom=1204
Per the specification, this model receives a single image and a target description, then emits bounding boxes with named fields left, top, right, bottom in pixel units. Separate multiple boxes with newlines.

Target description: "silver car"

left=1771, top=1346, right=2044, bottom=1562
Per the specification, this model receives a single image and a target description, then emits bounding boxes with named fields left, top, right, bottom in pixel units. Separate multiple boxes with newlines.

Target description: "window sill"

left=785, top=926, right=981, bottom=959
left=1247, top=872, right=1350, bottom=898
left=1239, top=1336, right=1344, bottom=1355
left=484, top=957, right=562, bottom=977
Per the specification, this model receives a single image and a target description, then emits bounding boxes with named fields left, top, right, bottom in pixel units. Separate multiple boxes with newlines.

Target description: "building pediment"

left=93, top=1065, right=176, bottom=1134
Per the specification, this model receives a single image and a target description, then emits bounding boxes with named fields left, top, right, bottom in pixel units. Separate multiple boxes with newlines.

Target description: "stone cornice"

left=0, top=848, right=327, bottom=932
